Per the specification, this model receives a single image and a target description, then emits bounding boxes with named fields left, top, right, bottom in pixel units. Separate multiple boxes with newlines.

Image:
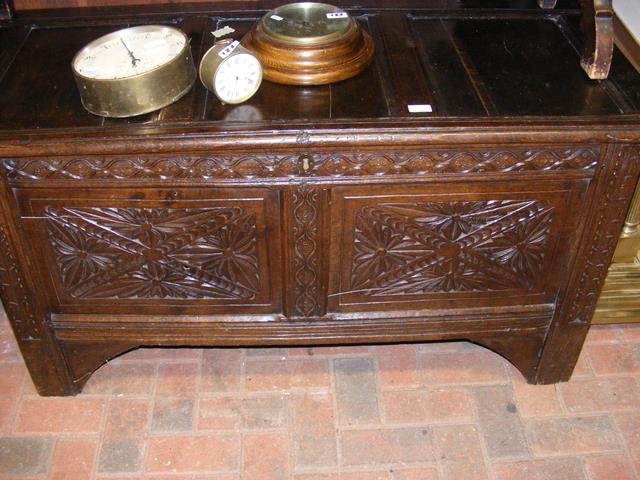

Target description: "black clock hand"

left=120, top=38, right=141, bottom=67
left=232, top=75, right=240, bottom=99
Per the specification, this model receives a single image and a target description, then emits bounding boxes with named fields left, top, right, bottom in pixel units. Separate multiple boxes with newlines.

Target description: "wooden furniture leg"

left=0, top=177, right=78, bottom=395
left=538, top=0, right=614, bottom=80
left=580, top=0, right=614, bottom=79
left=536, top=146, right=640, bottom=383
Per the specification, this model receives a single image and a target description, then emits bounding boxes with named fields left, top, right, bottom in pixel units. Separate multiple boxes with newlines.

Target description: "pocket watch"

left=199, top=39, right=263, bottom=104
left=242, top=2, right=375, bottom=85
left=72, top=25, right=196, bottom=118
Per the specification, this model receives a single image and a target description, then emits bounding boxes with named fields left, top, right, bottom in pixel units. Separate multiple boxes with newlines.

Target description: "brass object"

left=621, top=178, right=640, bottom=237
left=71, top=25, right=196, bottom=118
left=297, top=153, right=315, bottom=174
left=261, top=2, right=352, bottom=46
left=594, top=176, right=640, bottom=323
left=199, top=39, right=263, bottom=104
left=242, top=2, right=375, bottom=85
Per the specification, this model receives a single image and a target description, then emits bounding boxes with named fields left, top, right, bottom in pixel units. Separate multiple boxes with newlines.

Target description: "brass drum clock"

left=72, top=25, right=196, bottom=117
left=199, top=39, right=263, bottom=104
left=242, top=2, right=375, bottom=85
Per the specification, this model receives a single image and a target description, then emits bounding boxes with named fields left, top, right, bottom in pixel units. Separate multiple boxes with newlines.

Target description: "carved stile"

left=537, top=145, right=640, bottom=383
left=0, top=224, right=40, bottom=339
left=291, top=184, right=323, bottom=317
left=566, top=146, right=640, bottom=326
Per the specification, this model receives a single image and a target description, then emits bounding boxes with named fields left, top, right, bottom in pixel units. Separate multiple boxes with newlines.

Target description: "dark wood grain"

left=2, top=6, right=637, bottom=131
left=15, top=186, right=284, bottom=315
left=286, top=183, right=326, bottom=318
left=0, top=1, right=639, bottom=395
left=0, top=164, right=78, bottom=395
left=3, top=146, right=601, bottom=183
left=327, top=179, right=589, bottom=313
left=536, top=145, right=640, bottom=382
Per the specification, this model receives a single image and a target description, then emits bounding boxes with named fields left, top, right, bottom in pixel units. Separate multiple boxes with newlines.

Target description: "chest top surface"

left=0, top=0, right=639, bottom=142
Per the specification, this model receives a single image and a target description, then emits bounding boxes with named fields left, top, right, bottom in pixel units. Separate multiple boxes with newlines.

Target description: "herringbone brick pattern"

left=0, top=306, right=638, bottom=480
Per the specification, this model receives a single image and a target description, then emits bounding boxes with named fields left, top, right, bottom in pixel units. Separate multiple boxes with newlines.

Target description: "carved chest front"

left=1, top=1, right=640, bottom=395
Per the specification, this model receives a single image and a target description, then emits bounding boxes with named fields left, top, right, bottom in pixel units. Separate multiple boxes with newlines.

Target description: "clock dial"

left=71, top=25, right=196, bottom=117
left=73, top=26, right=186, bottom=80
left=214, top=53, right=262, bottom=104
left=261, top=2, right=351, bottom=46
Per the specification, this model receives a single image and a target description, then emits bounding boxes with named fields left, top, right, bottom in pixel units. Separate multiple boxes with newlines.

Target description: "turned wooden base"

left=242, top=20, right=375, bottom=85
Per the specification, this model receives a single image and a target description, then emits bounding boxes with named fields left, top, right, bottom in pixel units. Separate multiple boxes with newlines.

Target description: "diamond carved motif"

left=350, top=200, right=554, bottom=296
left=45, top=206, right=260, bottom=300
left=4, top=147, right=599, bottom=183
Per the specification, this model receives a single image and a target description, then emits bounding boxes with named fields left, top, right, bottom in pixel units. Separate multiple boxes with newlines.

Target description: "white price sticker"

left=211, top=25, right=235, bottom=38
left=326, top=12, right=348, bottom=18
left=218, top=40, right=240, bottom=59
left=407, top=104, right=433, bottom=113
left=270, top=14, right=284, bottom=21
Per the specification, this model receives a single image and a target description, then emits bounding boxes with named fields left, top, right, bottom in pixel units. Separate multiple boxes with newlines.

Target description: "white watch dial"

left=214, top=53, right=262, bottom=104
left=73, top=26, right=186, bottom=80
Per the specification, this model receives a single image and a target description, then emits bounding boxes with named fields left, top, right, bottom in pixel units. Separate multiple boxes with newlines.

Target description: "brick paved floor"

left=0, top=307, right=638, bottom=480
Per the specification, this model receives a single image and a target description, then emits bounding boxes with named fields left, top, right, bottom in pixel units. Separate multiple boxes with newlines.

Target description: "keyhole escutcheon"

left=298, top=154, right=315, bottom=175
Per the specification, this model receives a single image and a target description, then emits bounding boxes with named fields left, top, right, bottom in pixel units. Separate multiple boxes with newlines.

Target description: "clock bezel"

left=199, top=40, right=264, bottom=105
left=71, top=24, right=196, bottom=117
left=71, top=24, right=190, bottom=82
left=260, top=2, right=353, bottom=47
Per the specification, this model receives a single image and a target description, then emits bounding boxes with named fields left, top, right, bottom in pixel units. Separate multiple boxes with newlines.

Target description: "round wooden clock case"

left=242, top=3, right=375, bottom=86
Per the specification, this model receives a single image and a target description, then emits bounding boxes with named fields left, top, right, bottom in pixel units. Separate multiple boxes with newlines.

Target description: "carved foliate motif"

left=350, top=200, right=554, bottom=295
left=566, top=146, right=640, bottom=324
left=0, top=224, right=39, bottom=337
left=4, top=147, right=599, bottom=182
left=291, top=185, right=322, bottom=317
left=45, top=207, right=260, bottom=300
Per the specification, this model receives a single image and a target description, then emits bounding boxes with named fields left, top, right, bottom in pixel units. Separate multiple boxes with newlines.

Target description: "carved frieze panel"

left=349, top=200, right=554, bottom=296
left=4, top=146, right=599, bottom=182
left=45, top=206, right=260, bottom=300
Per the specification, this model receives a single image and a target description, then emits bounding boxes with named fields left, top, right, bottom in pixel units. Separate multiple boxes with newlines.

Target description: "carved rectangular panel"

left=45, top=206, right=260, bottom=300
left=16, top=188, right=282, bottom=315
left=328, top=180, right=589, bottom=313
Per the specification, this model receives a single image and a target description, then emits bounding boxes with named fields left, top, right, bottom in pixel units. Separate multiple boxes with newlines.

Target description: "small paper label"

left=270, top=14, right=284, bottom=21
left=218, top=40, right=240, bottom=59
left=407, top=104, right=433, bottom=113
left=326, top=12, right=348, bottom=18
left=212, top=26, right=235, bottom=38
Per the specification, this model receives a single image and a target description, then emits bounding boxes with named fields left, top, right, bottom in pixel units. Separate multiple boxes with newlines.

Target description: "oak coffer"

left=1, top=0, right=639, bottom=395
